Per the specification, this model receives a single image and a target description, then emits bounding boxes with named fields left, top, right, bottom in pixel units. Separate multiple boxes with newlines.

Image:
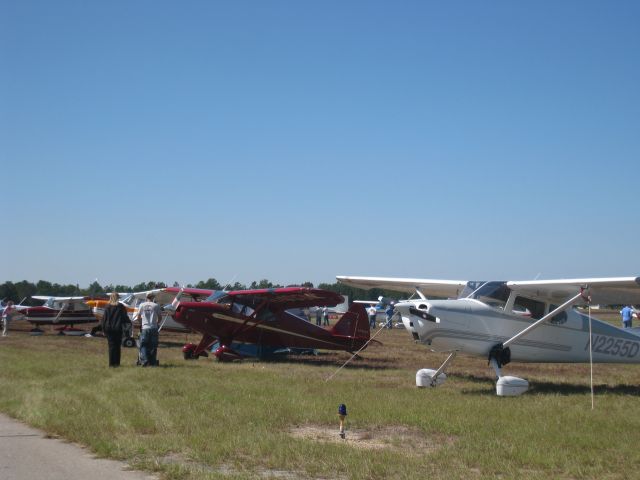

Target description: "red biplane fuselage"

left=173, top=287, right=370, bottom=361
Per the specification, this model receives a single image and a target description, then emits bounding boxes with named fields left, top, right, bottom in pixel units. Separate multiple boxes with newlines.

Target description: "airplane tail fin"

left=330, top=303, right=370, bottom=341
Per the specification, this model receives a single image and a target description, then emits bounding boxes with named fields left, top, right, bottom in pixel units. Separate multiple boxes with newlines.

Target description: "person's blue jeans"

left=139, top=327, right=159, bottom=366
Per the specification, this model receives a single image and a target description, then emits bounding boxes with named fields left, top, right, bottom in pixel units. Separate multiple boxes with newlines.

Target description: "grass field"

left=1, top=317, right=639, bottom=480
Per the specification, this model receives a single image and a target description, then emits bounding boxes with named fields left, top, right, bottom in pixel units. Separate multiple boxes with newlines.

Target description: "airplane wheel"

left=90, top=326, right=102, bottom=336
left=122, top=337, right=136, bottom=348
left=183, top=351, right=198, bottom=360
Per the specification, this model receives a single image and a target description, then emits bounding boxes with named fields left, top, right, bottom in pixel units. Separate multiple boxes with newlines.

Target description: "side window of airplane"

left=514, top=296, right=546, bottom=320
left=256, top=308, right=276, bottom=322
left=548, top=304, right=568, bottom=325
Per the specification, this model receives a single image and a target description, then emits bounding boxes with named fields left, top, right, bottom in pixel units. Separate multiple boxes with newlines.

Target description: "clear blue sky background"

left=1, top=1, right=639, bottom=288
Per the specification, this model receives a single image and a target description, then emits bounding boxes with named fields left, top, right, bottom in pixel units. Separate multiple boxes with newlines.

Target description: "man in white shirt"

left=368, top=305, right=377, bottom=329
left=134, top=292, right=162, bottom=366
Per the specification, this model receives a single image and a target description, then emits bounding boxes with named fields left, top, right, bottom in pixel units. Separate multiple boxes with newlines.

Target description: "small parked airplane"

left=337, top=275, right=640, bottom=395
left=17, top=296, right=98, bottom=335
left=168, top=287, right=370, bottom=361
left=87, top=287, right=213, bottom=338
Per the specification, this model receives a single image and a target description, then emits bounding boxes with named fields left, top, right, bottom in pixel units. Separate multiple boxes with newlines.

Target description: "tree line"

left=0, top=278, right=403, bottom=305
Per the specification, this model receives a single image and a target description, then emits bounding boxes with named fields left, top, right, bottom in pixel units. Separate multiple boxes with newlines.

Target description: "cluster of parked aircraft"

left=1, top=286, right=370, bottom=362
left=3, top=274, right=640, bottom=396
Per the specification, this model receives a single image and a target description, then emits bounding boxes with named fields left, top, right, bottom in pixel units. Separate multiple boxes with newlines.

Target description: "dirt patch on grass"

left=288, top=424, right=455, bottom=455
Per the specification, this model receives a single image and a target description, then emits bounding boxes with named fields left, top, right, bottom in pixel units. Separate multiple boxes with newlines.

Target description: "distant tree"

left=132, top=281, right=166, bottom=292
left=300, top=281, right=314, bottom=288
left=54, top=283, right=80, bottom=296
left=0, top=282, right=18, bottom=302
left=228, top=281, right=247, bottom=291
left=249, top=279, right=282, bottom=289
left=14, top=280, right=37, bottom=302
left=87, top=280, right=104, bottom=296
left=195, top=278, right=222, bottom=290
left=36, top=280, right=53, bottom=293
left=107, top=284, right=131, bottom=293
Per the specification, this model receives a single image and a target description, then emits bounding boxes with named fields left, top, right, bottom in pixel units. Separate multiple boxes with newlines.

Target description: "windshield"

left=121, top=294, right=135, bottom=306
left=465, top=281, right=510, bottom=310
left=459, top=281, right=486, bottom=299
left=205, top=291, right=229, bottom=303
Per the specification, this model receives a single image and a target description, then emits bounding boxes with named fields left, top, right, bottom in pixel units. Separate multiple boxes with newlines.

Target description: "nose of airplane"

left=395, top=301, right=435, bottom=339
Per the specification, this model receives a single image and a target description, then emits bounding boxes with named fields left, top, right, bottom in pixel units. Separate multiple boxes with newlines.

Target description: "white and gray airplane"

left=337, top=275, right=640, bottom=395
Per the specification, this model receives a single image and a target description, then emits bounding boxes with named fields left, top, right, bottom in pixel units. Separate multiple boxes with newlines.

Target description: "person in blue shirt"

left=620, top=305, right=635, bottom=328
left=385, top=305, right=394, bottom=329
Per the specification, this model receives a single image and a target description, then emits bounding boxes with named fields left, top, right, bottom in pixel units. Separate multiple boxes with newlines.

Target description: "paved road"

left=0, top=413, right=157, bottom=480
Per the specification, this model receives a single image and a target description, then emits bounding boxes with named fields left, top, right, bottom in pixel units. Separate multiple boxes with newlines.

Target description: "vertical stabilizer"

left=331, top=303, right=370, bottom=340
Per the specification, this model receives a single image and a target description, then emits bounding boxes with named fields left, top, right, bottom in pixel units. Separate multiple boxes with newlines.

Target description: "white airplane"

left=337, top=275, right=640, bottom=395
left=12, top=296, right=98, bottom=335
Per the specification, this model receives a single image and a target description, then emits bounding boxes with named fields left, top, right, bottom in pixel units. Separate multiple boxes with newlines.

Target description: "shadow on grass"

left=529, top=381, right=640, bottom=396
left=451, top=373, right=640, bottom=396
left=246, top=355, right=400, bottom=370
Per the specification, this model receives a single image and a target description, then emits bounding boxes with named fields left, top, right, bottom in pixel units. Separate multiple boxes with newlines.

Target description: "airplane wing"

left=121, top=287, right=211, bottom=304
left=225, top=287, right=344, bottom=309
left=507, top=277, right=640, bottom=305
left=31, top=296, right=86, bottom=302
left=163, top=287, right=213, bottom=302
left=337, top=276, right=467, bottom=299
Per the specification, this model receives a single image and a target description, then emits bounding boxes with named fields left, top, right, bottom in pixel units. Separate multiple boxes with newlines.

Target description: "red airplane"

left=171, top=287, right=370, bottom=361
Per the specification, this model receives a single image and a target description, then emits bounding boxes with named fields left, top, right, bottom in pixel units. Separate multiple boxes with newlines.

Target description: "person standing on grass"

left=385, top=305, right=394, bottom=329
left=2, top=300, right=15, bottom=337
left=101, top=292, right=130, bottom=367
left=315, top=306, right=322, bottom=326
left=620, top=305, right=634, bottom=328
left=134, top=292, right=161, bottom=366
left=322, top=306, right=330, bottom=326
left=368, top=305, right=377, bottom=329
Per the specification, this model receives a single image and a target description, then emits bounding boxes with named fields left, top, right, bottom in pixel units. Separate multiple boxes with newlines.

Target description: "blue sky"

left=1, top=1, right=639, bottom=288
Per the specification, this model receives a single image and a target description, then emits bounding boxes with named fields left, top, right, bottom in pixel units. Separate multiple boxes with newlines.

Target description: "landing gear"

left=182, top=342, right=209, bottom=360
left=488, top=343, right=528, bottom=396
left=122, top=337, right=136, bottom=348
left=416, top=351, right=457, bottom=388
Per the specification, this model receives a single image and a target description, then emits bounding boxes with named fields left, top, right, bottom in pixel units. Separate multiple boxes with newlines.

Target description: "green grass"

left=0, top=326, right=639, bottom=479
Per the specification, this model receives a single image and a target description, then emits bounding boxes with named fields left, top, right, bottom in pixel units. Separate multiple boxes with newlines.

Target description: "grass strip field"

left=0, top=320, right=639, bottom=479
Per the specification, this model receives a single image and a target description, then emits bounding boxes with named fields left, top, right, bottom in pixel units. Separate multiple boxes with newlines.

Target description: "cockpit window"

left=465, top=281, right=510, bottom=310
left=206, top=291, right=229, bottom=303
left=459, top=281, right=486, bottom=299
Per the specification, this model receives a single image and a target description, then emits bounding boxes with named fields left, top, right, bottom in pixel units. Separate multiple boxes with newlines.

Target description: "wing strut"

left=489, top=288, right=589, bottom=367
left=430, top=351, right=457, bottom=386
left=53, top=302, right=69, bottom=324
